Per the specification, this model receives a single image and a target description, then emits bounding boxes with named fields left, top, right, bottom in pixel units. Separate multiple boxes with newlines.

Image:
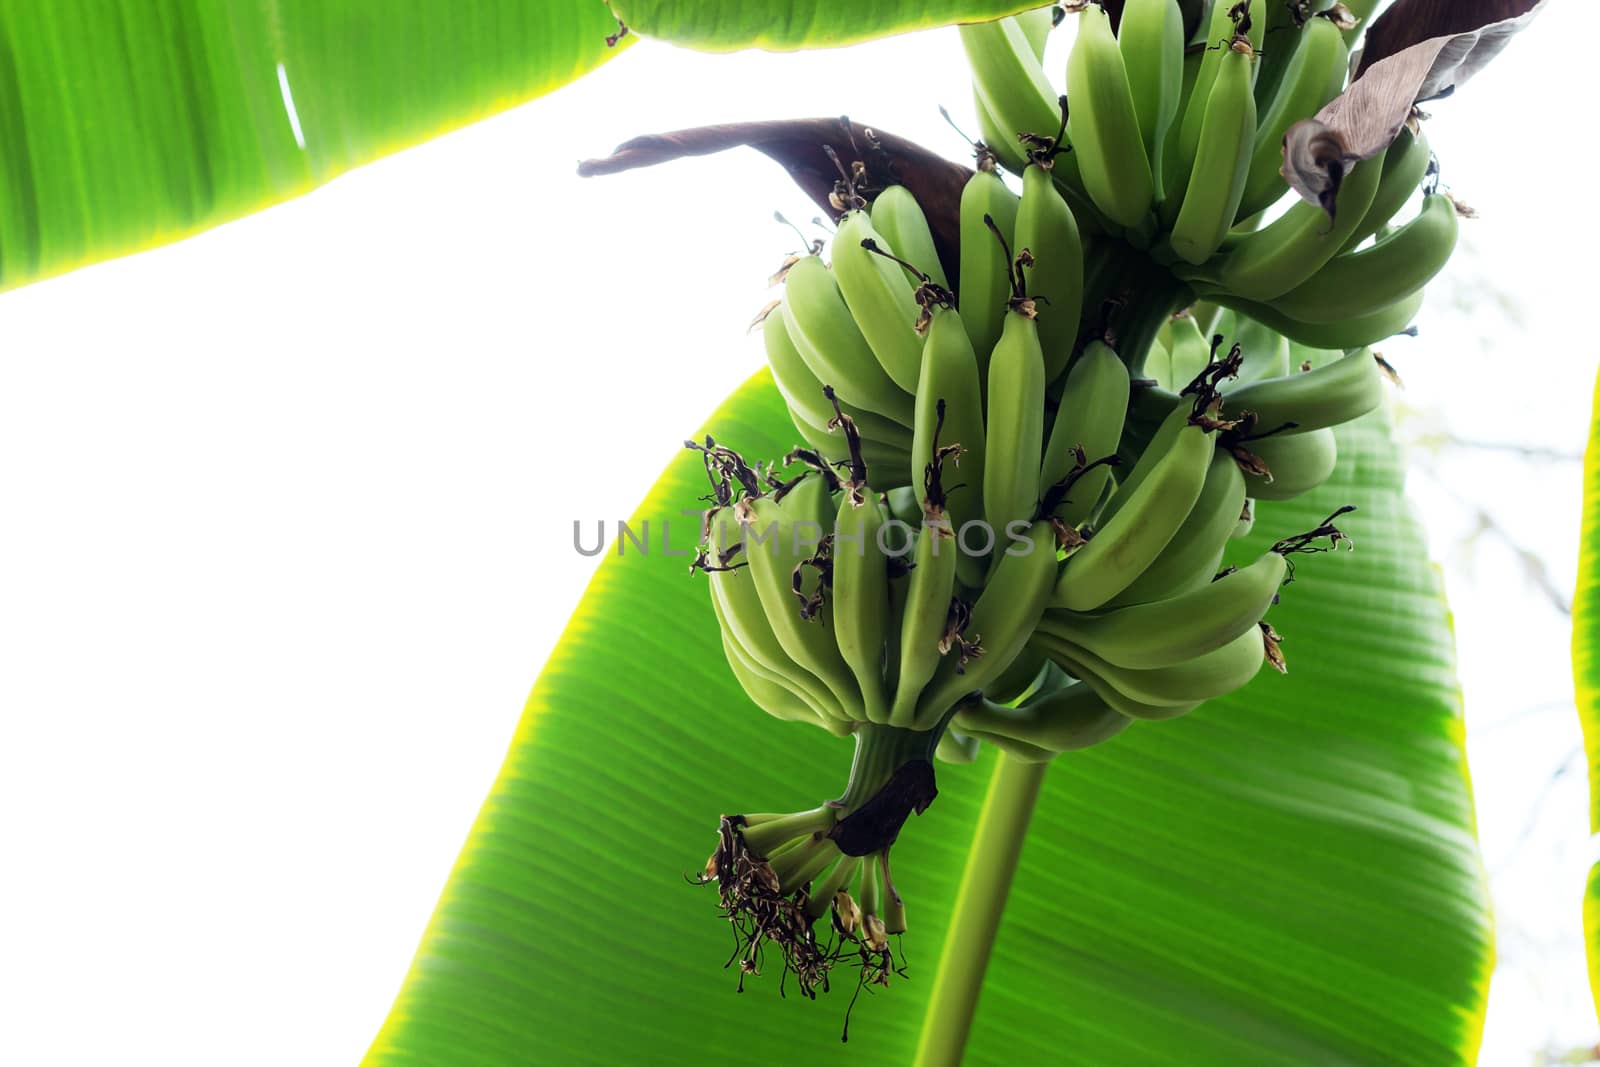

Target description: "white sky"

left=0, top=7, right=1595, bottom=1065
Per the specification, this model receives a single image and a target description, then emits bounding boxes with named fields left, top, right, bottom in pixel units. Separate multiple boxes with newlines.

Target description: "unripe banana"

left=1223, top=347, right=1385, bottom=434
left=1032, top=635, right=1201, bottom=720
left=832, top=486, right=893, bottom=723
left=962, top=17, right=1064, bottom=166
left=1265, top=192, right=1460, bottom=324
left=889, top=512, right=961, bottom=729
left=1015, top=162, right=1084, bottom=380
left=1342, top=125, right=1432, bottom=253
left=955, top=678, right=1130, bottom=753
left=1212, top=306, right=1291, bottom=385
left=1168, top=40, right=1257, bottom=265
left=1218, top=286, right=1424, bottom=349
left=1055, top=415, right=1213, bottom=611
left=763, top=307, right=913, bottom=452
left=985, top=646, right=1048, bottom=705
left=1159, top=31, right=1207, bottom=197
left=781, top=257, right=914, bottom=423
left=831, top=209, right=927, bottom=394
left=740, top=482, right=862, bottom=714
left=1166, top=0, right=1264, bottom=214
left=1040, top=551, right=1286, bottom=669
left=1015, top=3, right=1054, bottom=60
left=958, top=167, right=1021, bottom=366
left=1118, top=0, right=1185, bottom=199
left=913, top=302, right=989, bottom=516
left=975, top=93, right=1033, bottom=174
left=870, top=184, right=950, bottom=290
left=915, top=521, right=1061, bottom=727
left=1206, top=154, right=1383, bottom=301
left=1164, top=311, right=1212, bottom=389
left=984, top=308, right=1048, bottom=535
left=705, top=507, right=848, bottom=723
left=1066, top=3, right=1156, bottom=229
left=1047, top=624, right=1268, bottom=707
left=1039, top=339, right=1130, bottom=527
left=1236, top=425, right=1338, bottom=500
left=718, top=615, right=841, bottom=732
left=1104, top=448, right=1245, bottom=606
left=1100, top=394, right=1187, bottom=524
left=1238, top=15, right=1349, bottom=219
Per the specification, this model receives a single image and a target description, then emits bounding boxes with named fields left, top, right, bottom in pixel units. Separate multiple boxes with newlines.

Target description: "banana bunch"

left=761, top=142, right=1084, bottom=492
left=961, top=3, right=1464, bottom=349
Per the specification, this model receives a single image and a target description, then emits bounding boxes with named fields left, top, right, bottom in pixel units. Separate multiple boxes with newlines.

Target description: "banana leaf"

left=1573, top=362, right=1600, bottom=1018
left=607, top=0, right=1045, bottom=52
left=366, top=369, right=1491, bottom=1066
left=0, top=0, right=628, bottom=293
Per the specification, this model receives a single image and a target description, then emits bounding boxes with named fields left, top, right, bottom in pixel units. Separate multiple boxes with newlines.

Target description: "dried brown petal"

left=1261, top=622, right=1288, bottom=674
left=1281, top=0, right=1544, bottom=211
left=579, top=118, right=972, bottom=287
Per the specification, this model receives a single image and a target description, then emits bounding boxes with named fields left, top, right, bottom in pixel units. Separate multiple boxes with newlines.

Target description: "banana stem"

left=913, top=754, right=1048, bottom=1067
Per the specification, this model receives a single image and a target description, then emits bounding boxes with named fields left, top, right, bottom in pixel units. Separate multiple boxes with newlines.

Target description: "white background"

left=1, top=6, right=1595, bottom=1065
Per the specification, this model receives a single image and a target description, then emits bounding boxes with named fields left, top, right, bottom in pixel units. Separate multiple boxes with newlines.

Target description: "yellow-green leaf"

left=366, top=370, right=1491, bottom=1065
left=0, top=1, right=628, bottom=292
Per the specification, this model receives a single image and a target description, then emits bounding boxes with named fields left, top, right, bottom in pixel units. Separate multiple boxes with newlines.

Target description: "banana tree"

left=0, top=1, right=1581, bottom=1065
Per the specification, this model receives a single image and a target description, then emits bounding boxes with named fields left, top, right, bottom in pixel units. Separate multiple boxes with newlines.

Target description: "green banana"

left=705, top=507, right=848, bottom=723
left=1166, top=0, right=1264, bottom=214
left=740, top=481, right=862, bottom=715
left=1101, top=393, right=1188, bottom=524
left=889, top=503, right=961, bottom=728
left=915, top=521, right=1062, bottom=727
left=1118, top=0, right=1185, bottom=200
left=1015, top=4, right=1054, bottom=61
left=1239, top=14, right=1349, bottom=219
left=958, top=166, right=1022, bottom=366
left=1212, top=306, right=1291, bottom=385
left=955, top=678, right=1130, bottom=753
left=1066, top=3, right=1156, bottom=229
left=1015, top=161, right=1084, bottom=381
left=781, top=256, right=914, bottom=423
left=1164, top=311, right=1213, bottom=389
left=1039, top=339, right=1130, bottom=527
left=975, top=92, right=1033, bottom=174
left=831, top=209, right=927, bottom=393
left=1236, top=425, right=1338, bottom=500
left=1041, top=551, right=1286, bottom=669
left=832, top=484, right=892, bottom=723
left=1266, top=192, right=1460, bottom=323
left=1056, top=414, right=1213, bottom=611
left=1217, top=286, right=1424, bottom=349
left=1056, top=409, right=1203, bottom=607
left=1207, top=154, right=1384, bottom=301
left=984, top=307, right=1048, bottom=535
left=1168, top=39, right=1257, bottom=264
left=1342, top=125, right=1432, bottom=253
left=1032, top=634, right=1201, bottom=720
left=1047, top=624, right=1268, bottom=707
left=763, top=306, right=913, bottom=450
left=1223, top=347, right=1385, bottom=434
left=1142, top=320, right=1174, bottom=384
left=913, top=305, right=989, bottom=561
left=1160, top=31, right=1207, bottom=197
left=870, top=184, right=949, bottom=289
left=1105, top=448, right=1246, bottom=606
left=718, top=618, right=838, bottom=732
left=962, top=17, right=1064, bottom=165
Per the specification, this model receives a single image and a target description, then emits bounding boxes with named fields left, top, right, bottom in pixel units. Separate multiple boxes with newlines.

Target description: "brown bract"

left=578, top=118, right=973, bottom=287
left=1282, top=0, right=1545, bottom=213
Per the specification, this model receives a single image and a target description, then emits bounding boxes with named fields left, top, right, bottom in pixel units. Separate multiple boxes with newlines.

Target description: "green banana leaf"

left=1573, top=362, right=1600, bottom=1016
left=367, top=369, right=1491, bottom=1066
left=607, top=0, right=1044, bottom=52
left=0, top=0, right=628, bottom=293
